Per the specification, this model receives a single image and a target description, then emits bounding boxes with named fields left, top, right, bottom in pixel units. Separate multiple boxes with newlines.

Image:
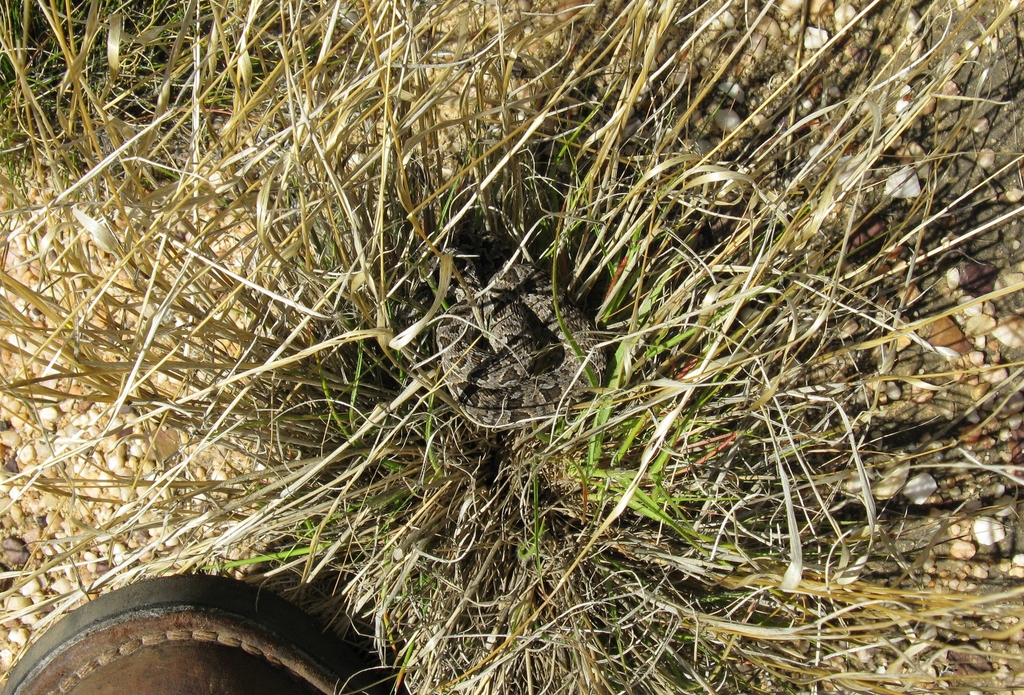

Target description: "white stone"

left=950, top=539, right=976, bottom=560
left=978, top=148, right=995, bottom=170
left=1006, top=391, right=1024, bottom=414
left=7, top=628, right=28, bottom=646
left=995, top=270, right=1024, bottom=292
left=718, top=81, right=745, bottom=103
left=885, top=167, right=921, bottom=198
left=106, top=449, right=126, bottom=474
left=982, top=367, right=1008, bottom=385
left=17, top=444, right=36, bottom=466
left=905, top=8, right=921, bottom=32
left=884, top=382, right=901, bottom=401
left=835, top=3, right=857, bottom=27
left=38, top=406, right=60, bottom=425
left=946, top=267, right=961, bottom=290
left=4, top=595, right=31, bottom=612
left=0, top=430, right=22, bottom=449
left=757, top=16, right=782, bottom=39
left=973, top=517, right=1006, bottom=546
left=51, top=577, right=72, bottom=594
left=991, top=315, right=1024, bottom=348
left=962, top=300, right=984, bottom=317
left=873, top=461, right=910, bottom=500
left=903, top=472, right=937, bottom=505
left=964, top=314, right=996, bottom=337
left=18, top=577, right=40, bottom=597
left=714, top=108, right=742, bottom=133
left=748, top=32, right=768, bottom=60
left=804, top=26, right=829, bottom=50
left=779, top=0, right=803, bottom=18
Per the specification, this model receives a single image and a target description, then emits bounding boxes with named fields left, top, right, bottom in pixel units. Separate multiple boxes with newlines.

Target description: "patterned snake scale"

left=434, top=258, right=606, bottom=428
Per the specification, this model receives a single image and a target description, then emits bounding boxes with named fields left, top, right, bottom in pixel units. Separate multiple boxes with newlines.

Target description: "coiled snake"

left=434, top=255, right=606, bottom=428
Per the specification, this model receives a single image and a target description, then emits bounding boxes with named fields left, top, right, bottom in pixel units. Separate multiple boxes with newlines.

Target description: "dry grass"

left=2, top=0, right=1024, bottom=692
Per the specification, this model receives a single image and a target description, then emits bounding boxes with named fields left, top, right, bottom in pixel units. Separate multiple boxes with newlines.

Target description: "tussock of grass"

left=2, top=0, right=1024, bottom=692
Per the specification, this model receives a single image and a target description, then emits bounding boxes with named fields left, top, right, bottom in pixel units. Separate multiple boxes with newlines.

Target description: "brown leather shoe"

left=2, top=574, right=395, bottom=695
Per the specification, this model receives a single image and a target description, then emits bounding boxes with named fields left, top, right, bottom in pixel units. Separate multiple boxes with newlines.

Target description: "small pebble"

left=748, top=32, right=768, bottom=60
left=779, top=0, right=803, bottom=18
left=957, top=261, right=997, bottom=296
left=995, top=270, right=1024, bottom=292
left=804, top=27, right=829, bottom=50
left=1006, top=391, right=1024, bottom=414
left=8, top=627, right=28, bottom=646
left=950, top=539, right=977, bottom=560
left=835, top=3, right=857, bottom=27
left=903, top=473, right=937, bottom=505
left=718, top=81, right=745, bottom=103
left=926, top=315, right=971, bottom=354
left=971, top=117, right=990, bottom=134
left=946, top=267, right=962, bottom=291
left=904, top=8, right=921, bottom=33
left=977, top=149, right=995, bottom=170
left=713, top=108, right=742, bottom=133
left=1013, top=554, right=1024, bottom=567
left=18, top=577, right=40, bottom=597
left=757, top=16, right=782, bottom=39
left=963, top=314, right=995, bottom=337
left=962, top=300, right=984, bottom=317
left=0, top=430, right=22, bottom=449
left=51, top=577, right=72, bottom=594
left=885, top=167, right=921, bottom=198
left=991, top=316, right=1024, bottom=349
left=974, top=517, right=1006, bottom=546
left=38, top=406, right=60, bottom=425
left=2, top=536, right=29, bottom=566
left=810, top=0, right=831, bottom=16
left=873, top=461, right=910, bottom=500
left=4, top=595, right=31, bottom=613
left=17, top=444, right=36, bottom=466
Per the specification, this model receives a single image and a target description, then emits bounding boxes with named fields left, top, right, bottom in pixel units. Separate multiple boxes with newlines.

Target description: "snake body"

left=435, top=257, right=605, bottom=428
